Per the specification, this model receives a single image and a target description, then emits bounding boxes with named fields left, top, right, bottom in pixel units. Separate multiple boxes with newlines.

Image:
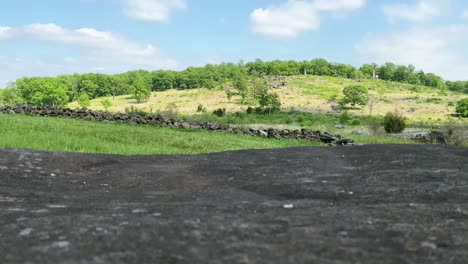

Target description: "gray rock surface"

left=1, top=145, right=468, bottom=263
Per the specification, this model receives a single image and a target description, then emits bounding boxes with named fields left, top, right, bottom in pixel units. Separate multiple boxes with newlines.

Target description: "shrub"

left=368, top=119, right=383, bottom=136
left=196, top=104, right=207, bottom=113
left=101, top=99, right=112, bottom=111
left=246, top=107, right=254, bottom=114
left=339, top=111, right=351, bottom=125
left=212, top=108, right=226, bottom=117
left=351, top=119, right=361, bottom=126
left=124, top=105, right=148, bottom=116
left=448, top=101, right=455, bottom=107
left=78, top=93, right=90, bottom=109
left=456, top=98, right=468, bottom=117
left=383, top=110, right=407, bottom=133
left=426, top=97, right=442, bottom=104
left=442, top=121, right=466, bottom=146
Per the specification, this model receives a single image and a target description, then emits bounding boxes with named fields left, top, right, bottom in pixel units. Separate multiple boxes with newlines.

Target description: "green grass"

left=0, top=114, right=323, bottom=155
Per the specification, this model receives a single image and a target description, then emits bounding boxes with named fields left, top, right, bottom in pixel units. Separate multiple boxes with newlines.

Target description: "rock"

left=181, top=122, right=191, bottom=129
left=335, top=138, right=355, bottom=146
left=335, top=125, right=345, bottom=129
left=259, top=130, right=268, bottom=137
left=209, top=122, right=220, bottom=130
left=352, top=130, right=369, bottom=135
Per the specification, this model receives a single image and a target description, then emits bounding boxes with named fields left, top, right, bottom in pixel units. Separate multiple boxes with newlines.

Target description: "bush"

left=101, top=99, right=112, bottom=111
left=368, top=119, right=383, bottom=136
left=442, top=121, right=466, bottom=146
left=124, top=105, right=148, bottom=116
left=78, top=93, right=90, bottom=109
left=339, top=111, right=351, bottom=124
left=212, top=108, right=226, bottom=117
left=456, top=98, right=468, bottom=117
left=383, top=110, right=407, bottom=133
left=196, top=104, right=207, bottom=113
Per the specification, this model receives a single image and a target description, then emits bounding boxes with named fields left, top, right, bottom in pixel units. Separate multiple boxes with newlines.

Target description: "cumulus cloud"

left=123, top=0, right=186, bottom=22
left=313, top=0, right=366, bottom=11
left=250, top=1, right=320, bottom=38
left=355, top=26, right=468, bottom=80
left=382, top=1, right=440, bottom=23
left=0, top=23, right=177, bottom=69
left=250, top=0, right=366, bottom=38
left=0, top=26, right=12, bottom=38
left=462, top=9, right=468, bottom=19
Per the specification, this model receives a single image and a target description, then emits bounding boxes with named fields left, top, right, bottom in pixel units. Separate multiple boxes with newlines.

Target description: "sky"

left=0, top=0, right=468, bottom=87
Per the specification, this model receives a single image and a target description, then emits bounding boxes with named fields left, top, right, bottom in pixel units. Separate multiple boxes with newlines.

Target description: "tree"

left=233, top=66, right=249, bottom=103
left=131, top=75, right=151, bottom=102
left=16, top=77, right=69, bottom=107
left=250, top=69, right=266, bottom=106
left=258, top=85, right=282, bottom=114
left=78, top=93, right=91, bottom=109
left=0, top=88, right=22, bottom=106
left=456, top=98, right=468, bottom=117
left=367, top=95, right=380, bottom=116
left=339, top=85, right=369, bottom=108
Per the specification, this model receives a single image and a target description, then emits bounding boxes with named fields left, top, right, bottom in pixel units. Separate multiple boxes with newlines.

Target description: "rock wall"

left=0, top=105, right=353, bottom=145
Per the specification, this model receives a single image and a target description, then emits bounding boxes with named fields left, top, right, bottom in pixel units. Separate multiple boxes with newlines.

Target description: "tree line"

left=1, top=58, right=467, bottom=107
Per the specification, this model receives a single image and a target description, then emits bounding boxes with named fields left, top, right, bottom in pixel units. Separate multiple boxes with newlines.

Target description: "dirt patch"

left=1, top=145, right=467, bottom=263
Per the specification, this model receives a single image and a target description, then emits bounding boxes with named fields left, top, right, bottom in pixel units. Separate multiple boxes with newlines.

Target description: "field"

left=68, top=75, right=467, bottom=123
left=0, top=114, right=326, bottom=155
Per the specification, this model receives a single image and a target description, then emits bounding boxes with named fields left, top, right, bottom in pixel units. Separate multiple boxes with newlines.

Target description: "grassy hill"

left=68, top=75, right=466, bottom=123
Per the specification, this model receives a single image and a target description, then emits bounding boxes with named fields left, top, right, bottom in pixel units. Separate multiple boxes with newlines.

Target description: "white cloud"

left=0, top=23, right=177, bottom=69
left=250, top=0, right=365, bottom=38
left=0, top=26, right=12, bottom=38
left=123, top=0, right=186, bottom=22
left=382, top=1, right=440, bottom=23
left=462, top=9, right=468, bottom=19
left=250, top=1, right=320, bottom=38
left=313, top=0, right=366, bottom=11
left=355, top=26, right=468, bottom=80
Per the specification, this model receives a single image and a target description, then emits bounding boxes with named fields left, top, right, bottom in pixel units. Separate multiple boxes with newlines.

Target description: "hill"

left=68, top=75, right=466, bottom=122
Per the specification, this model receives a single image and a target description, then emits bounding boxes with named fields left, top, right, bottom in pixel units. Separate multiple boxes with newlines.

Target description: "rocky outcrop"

left=0, top=105, right=353, bottom=145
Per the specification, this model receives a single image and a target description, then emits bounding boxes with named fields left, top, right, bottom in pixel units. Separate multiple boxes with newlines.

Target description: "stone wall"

left=0, top=105, right=354, bottom=145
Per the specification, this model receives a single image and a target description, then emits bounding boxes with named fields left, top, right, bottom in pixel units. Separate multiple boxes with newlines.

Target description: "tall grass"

left=0, top=114, right=321, bottom=155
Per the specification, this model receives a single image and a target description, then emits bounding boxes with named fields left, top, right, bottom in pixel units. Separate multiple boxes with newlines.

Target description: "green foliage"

left=101, top=99, right=112, bottom=111
left=77, top=93, right=90, bottom=109
left=131, top=75, right=151, bottom=102
left=212, top=108, right=226, bottom=117
left=425, top=97, right=442, bottom=104
left=233, top=66, right=249, bottom=103
left=258, top=91, right=282, bottom=114
left=7, top=59, right=468, bottom=109
left=383, top=110, right=407, bottom=133
left=0, top=88, right=22, bottom=106
left=16, top=77, right=69, bottom=107
left=456, top=98, right=468, bottom=117
left=339, top=85, right=369, bottom=107
left=196, top=104, right=207, bottom=113
left=339, top=111, right=352, bottom=124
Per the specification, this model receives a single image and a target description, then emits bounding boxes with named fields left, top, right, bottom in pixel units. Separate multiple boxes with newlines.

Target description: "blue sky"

left=1, top=0, right=468, bottom=87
